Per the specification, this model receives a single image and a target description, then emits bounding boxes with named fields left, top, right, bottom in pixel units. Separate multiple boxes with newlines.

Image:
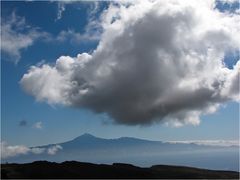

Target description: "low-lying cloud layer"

left=1, top=142, right=62, bottom=159
left=20, top=0, right=240, bottom=126
left=168, top=140, right=239, bottom=147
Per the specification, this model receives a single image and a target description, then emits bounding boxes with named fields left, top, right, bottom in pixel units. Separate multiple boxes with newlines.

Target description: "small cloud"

left=33, top=121, right=43, bottom=129
left=47, top=145, right=62, bottom=155
left=19, top=120, right=27, bottom=127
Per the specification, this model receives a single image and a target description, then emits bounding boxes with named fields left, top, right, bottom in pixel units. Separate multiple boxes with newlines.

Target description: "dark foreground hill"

left=1, top=161, right=239, bottom=179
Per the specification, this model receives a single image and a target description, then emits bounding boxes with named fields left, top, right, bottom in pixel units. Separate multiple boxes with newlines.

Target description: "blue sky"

left=1, top=1, right=239, bottom=147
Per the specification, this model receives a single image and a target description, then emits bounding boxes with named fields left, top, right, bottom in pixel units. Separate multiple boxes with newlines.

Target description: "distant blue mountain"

left=57, top=133, right=162, bottom=149
left=4, top=134, right=239, bottom=171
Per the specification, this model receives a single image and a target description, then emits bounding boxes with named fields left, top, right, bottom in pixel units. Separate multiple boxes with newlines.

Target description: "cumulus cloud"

left=1, top=12, right=49, bottom=64
left=47, top=145, right=62, bottom=155
left=33, top=121, right=43, bottom=129
left=1, top=142, right=63, bottom=159
left=20, top=0, right=240, bottom=126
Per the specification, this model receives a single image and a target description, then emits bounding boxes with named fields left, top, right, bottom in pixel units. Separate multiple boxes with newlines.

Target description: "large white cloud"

left=20, top=0, right=240, bottom=126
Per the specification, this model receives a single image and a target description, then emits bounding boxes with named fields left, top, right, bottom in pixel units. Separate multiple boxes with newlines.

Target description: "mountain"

left=3, top=134, right=239, bottom=171
left=1, top=161, right=239, bottom=179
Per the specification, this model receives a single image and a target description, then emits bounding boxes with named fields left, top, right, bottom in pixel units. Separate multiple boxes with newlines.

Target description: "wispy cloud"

left=56, top=2, right=66, bottom=21
left=55, top=0, right=79, bottom=21
left=1, top=12, right=50, bottom=64
left=56, top=29, right=100, bottom=44
left=1, top=8, right=102, bottom=64
left=55, top=1, right=101, bottom=20
left=55, top=2, right=103, bottom=42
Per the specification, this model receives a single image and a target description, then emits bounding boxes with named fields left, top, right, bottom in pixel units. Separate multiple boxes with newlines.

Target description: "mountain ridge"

left=34, top=133, right=162, bottom=148
left=6, top=133, right=239, bottom=172
left=32, top=133, right=239, bottom=149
